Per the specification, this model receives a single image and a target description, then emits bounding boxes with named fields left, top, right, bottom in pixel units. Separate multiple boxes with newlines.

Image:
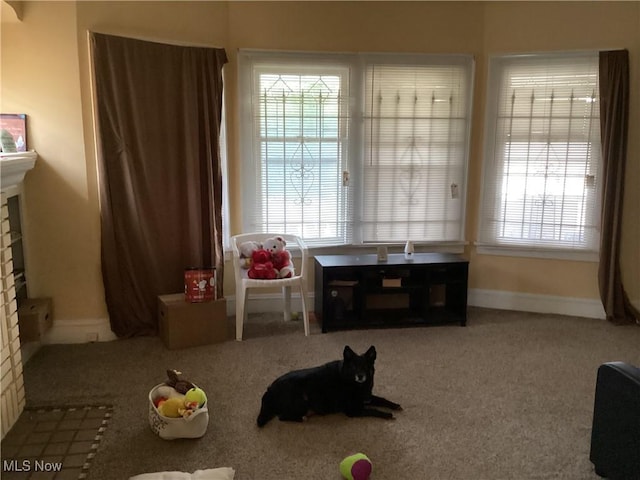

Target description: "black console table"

left=314, top=253, right=468, bottom=333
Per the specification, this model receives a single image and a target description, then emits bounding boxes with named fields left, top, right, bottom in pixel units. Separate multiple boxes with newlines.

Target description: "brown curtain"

left=91, top=33, right=227, bottom=337
left=598, top=50, right=638, bottom=325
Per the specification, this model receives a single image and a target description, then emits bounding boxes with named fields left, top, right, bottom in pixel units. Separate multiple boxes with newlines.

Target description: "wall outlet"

left=85, top=332, right=98, bottom=342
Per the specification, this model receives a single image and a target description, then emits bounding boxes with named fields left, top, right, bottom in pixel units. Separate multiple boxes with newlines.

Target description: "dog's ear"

left=343, top=345, right=356, bottom=361
left=364, top=345, right=377, bottom=363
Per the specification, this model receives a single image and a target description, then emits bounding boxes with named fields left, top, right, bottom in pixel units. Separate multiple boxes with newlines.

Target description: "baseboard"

left=227, top=289, right=606, bottom=320
left=42, top=289, right=604, bottom=344
left=630, top=297, right=640, bottom=313
left=43, top=318, right=117, bottom=344
left=468, top=288, right=606, bottom=319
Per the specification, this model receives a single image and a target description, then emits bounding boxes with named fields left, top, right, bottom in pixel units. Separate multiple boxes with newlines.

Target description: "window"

left=239, top=51, right=474, bottom=247
left=478, top=52, right=601, bottom=259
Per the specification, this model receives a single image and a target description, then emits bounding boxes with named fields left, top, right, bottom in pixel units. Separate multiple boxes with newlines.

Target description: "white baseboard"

left=227, top=289, right=606, bottom=319
left=42, top=289, right=605, bottom=344
left=43, top=318, right=117, bottom=344
left=468, top=288, right=606, bottom=319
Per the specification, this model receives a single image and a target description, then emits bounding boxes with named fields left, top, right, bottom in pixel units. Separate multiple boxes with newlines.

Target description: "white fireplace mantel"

left=0, top=150, right=37, bottom=191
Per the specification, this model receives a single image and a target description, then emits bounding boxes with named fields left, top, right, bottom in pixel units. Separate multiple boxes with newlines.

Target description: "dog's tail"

left=256, top=389, right=277, bottom=427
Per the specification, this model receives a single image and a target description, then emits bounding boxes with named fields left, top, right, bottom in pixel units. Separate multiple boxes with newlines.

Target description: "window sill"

left=308, top=242, right=466, bottom=257
left=223, top=241, right=467, bottom=261
left=475, top=243, right=599, bottom=262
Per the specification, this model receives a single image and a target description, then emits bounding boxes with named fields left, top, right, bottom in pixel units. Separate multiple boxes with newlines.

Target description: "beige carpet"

left=15, top=308, right=640, bottom=479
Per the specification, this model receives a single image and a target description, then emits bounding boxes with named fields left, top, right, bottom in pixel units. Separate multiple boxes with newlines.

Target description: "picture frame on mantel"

left=0, top=113, right=27, bottom=152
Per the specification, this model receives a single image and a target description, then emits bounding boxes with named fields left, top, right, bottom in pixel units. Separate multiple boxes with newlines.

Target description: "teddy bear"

left=238, top=241, right=262, bottom=269
left=247, top=248, right=278, bottom=279
left=263, top=236, right=295, bottom=278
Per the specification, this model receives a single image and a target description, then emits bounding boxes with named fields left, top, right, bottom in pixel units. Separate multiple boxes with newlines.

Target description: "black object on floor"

left=1, top=405, right=112, bottom=479
left=589, top=362, right=640, bottom=479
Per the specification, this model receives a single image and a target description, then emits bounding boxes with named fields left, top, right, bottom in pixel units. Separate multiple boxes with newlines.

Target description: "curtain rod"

left=88, top=30, right=224, bottom=50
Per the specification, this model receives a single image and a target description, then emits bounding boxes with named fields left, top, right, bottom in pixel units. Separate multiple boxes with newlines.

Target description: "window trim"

left=475, top=243, right=599, bottom=262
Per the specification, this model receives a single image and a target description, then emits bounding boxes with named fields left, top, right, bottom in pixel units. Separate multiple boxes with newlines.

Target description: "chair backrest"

left=231, top=233, right=309, bottom=279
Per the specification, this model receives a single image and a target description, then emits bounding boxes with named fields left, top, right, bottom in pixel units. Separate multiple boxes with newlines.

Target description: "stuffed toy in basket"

left=148, top=370, right=209, bottom=440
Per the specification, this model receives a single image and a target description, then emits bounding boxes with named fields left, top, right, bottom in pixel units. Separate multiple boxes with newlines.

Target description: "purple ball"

left=351, top=458, right=372, bottom=480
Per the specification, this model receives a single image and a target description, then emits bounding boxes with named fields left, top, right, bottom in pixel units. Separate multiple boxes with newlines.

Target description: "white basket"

left=148, top=383, right=209, bottom=440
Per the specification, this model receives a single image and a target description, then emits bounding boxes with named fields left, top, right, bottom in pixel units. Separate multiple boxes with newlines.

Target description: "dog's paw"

left=382, top=401, right=402, bottom=411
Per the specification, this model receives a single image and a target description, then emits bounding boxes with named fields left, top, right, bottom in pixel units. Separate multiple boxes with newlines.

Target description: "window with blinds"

left=478, top=52, right=601, bottom=258
left=239, top=51, right=474, bottom=247
left=362, top=61, right=472, bottom=243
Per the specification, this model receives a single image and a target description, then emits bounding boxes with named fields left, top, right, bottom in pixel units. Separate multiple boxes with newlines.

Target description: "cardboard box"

left=365, top=293, right=409, bottom=310
left=382, top=277, right=402, bottom=288
left=18, top=297, right=53, bottom=343
left=158, top=294, right=228, bottom=350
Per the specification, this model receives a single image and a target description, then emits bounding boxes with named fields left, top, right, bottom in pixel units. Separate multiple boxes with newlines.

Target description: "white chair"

left=230, top=233, right=310, bottom=341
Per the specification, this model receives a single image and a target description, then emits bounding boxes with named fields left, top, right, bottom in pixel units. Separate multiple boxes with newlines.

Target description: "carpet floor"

left=5, top=308, right=640, bottom=479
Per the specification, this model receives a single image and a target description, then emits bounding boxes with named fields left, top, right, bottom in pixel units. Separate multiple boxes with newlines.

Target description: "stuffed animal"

left=238, top=241, right=262, bottom=269
left=165, top=369, right=195, bottom=394
left=247, top=249, right=278, bottom=279
left=156, top=390, right=207, bottom=419
left=157, top=397, right=194, bottom=419
left=263, top=236, right=295, bottom=278
left=153, top=396, right=168, bottom=408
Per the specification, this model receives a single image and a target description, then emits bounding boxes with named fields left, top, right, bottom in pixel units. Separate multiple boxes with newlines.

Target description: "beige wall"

left=1, top=2, right=105, bottom=323
left=477, top=1, right=640, bottom=303
left=1, top=1, right=638, bottom=332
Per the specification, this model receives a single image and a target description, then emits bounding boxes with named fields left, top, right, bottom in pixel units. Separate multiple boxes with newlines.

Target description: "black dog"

left=257, top=345, right=401, bottom=427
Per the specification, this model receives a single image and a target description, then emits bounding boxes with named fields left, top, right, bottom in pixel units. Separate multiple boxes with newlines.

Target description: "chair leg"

left=236, top=285, right=247, bottom=341
left=300, top=284, right=310, bottom=337
left=283, top=286, right=292, bottom=321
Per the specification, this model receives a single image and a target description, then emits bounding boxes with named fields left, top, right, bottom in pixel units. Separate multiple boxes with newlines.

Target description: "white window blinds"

left=478, top=52, right=601, bottom=256
left=239, top=51, right=474, bottom=247
left=362, top=60, right=473, bottom=243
